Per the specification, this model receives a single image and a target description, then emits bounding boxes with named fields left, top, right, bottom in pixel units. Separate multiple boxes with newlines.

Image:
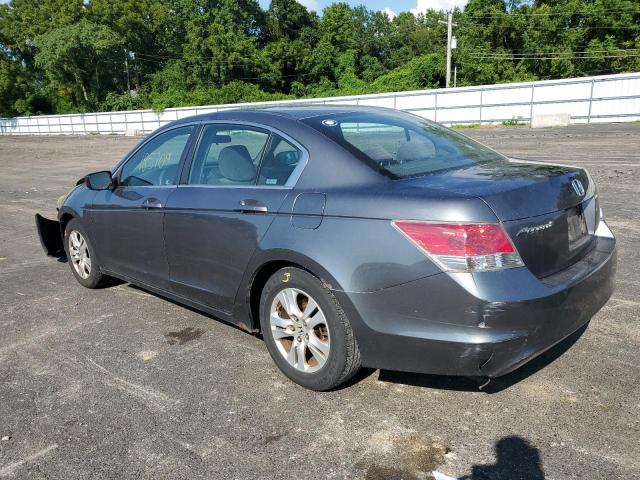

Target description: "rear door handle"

left=236, top=199, right=268, bottom=214
left=142, top=198, right=163, bottom=209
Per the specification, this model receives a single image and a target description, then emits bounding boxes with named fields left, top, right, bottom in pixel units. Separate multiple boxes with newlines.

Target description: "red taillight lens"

left=392, top=221, right=523, bottom=272
left=393, top=222, right=515, bottom=256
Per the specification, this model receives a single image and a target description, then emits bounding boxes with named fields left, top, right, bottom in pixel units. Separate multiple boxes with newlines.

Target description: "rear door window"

left=257, top=134, right=302, bottom=186
left=188, top=125, right=270, bottom=186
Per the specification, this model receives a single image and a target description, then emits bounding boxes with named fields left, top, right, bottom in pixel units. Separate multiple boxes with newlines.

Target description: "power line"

left=134, top=52, right=254, bottom=66
left=133, top=51, right=295, bottom=69
left=132, top=55, right=316, bottom=82
left=467, top=49, right=640, bottom=57
left=470, top=54, right=640, bottom=60
left=462, top=9, right=640, bottom=18
left=457, top=22, right=639, bottom=30
left=485, top=47, right=640, bottom=53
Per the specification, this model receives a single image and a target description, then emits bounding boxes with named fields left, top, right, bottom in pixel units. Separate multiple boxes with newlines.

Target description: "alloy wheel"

left=269, top=288, right=331, bottom=373
left=69, top=230, right=91, bottom=279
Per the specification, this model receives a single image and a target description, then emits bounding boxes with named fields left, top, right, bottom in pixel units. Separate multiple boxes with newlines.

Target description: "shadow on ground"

left=124, top=280, right=587, bottom=396
left=361, top=435, right=544, bottom=479
left=458, top=436, right=545, bottom=479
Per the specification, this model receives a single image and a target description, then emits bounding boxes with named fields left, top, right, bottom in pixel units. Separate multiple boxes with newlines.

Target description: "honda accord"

left=36, top=106, right=616, bottom=390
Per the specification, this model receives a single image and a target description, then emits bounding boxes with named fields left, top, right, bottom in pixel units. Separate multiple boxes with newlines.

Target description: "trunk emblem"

left=517, top=220, right=553, bottom=236
left=571, top=179, right=585, bottom=196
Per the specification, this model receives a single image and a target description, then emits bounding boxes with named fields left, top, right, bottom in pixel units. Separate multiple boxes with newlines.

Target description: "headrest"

left=218, top=145, right=255, bottom=182
left=208, top=134, right=231, bottom=144
left=274, top=150, right=299, bottom=165
left=396, top=141, right=435, bottom=163
left=362, top=145, right=393, bottom=162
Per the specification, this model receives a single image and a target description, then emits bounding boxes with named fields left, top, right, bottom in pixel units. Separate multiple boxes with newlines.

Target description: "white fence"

left=1, top=72, right=639, bottom=135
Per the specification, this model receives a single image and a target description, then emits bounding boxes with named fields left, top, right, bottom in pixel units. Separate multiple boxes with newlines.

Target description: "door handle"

left=236, top=199, right=268, bottom=214
left=142, top=198, right=163, bottom=209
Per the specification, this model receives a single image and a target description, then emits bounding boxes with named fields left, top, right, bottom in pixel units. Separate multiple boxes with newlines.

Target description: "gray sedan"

left=36, top=106, right=616, bottom=390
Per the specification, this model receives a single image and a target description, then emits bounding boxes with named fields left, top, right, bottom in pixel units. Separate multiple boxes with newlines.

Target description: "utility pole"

left=124, top=48, right=131, bottom=93
left=439, top=12, right=457, bottom=88
left=446, top=12, right=453, bottom=88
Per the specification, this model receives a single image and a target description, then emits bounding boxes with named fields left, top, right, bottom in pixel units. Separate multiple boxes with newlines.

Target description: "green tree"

left=265, top=0, right=315, bottom=41
left=0, top=0, right=638, bottom=116
left=34, top=20, right=124, bottom=111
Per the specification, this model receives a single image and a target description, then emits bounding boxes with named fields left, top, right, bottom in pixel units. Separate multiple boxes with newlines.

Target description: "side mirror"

left=85, top=171, right=113, bottom=190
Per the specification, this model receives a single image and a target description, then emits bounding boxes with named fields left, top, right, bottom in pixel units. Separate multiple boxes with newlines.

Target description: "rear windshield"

left=303, top=112, right=506, bottom=179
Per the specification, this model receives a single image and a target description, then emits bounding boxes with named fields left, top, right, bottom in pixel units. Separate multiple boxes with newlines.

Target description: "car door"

left=163, top=123, right=306, bottom=313
left=87, top=125, right=196, bottom=289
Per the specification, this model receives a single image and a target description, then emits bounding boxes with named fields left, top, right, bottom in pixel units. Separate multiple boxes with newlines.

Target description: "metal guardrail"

left=1, top=72, right=639, bottom=135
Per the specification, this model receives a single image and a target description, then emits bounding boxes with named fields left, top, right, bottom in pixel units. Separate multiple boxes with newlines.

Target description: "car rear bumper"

left=335, top=231, right=616, bottom=378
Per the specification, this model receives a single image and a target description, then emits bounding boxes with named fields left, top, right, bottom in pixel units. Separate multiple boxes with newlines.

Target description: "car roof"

left=142, top=104, right=392, bottom=190
left=167, top=104, right=394, bottom=126
left=260, top=104, right=385, bottom=119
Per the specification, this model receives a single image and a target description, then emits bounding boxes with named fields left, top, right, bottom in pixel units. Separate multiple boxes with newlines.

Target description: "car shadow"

left=120, top=283, right=586, bottom=395
left=457, top=435, right=546, bottom=479
left=125, top=283, right=258, bottom=335
left=377, top=324, right=588, bottom=393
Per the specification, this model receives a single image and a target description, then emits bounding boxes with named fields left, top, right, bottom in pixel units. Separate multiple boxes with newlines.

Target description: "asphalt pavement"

left=0, top=123, right=639, bottom=479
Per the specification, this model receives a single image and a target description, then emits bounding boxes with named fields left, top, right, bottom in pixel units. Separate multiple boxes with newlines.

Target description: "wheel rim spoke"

left=305, top=309, right=325, bottom=329
left=301, top=297, right=318, bottom=320
left=277, top=289, right=303, bottom=318
left=272, top=326, right=294, bottom=340
left=270, top=312, right=293, bottom=330
left=286, top=340, right=297, bottom=365
left=296, top=341, right=307, bottom=370
left=71, top=232, right=81, bottom=248
left=307, top=333, right=329, bottom=363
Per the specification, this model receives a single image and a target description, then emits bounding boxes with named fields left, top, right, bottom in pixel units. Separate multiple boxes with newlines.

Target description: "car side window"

left=119, top=126, right=194, bottom=187
left=188, top=124, right=269, bottom=186
left=257, top=134, right=302, bottom=186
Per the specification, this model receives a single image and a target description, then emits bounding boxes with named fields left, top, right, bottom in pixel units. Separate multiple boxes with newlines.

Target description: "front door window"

left=120, top=126, right=194, bottom=186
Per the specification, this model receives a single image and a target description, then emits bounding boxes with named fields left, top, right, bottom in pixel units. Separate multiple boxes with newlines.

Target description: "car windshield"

left=302, top=111, right=507, bottom=179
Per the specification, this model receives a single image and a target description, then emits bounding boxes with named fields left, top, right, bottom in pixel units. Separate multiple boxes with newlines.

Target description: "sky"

left=257, top=0, right=469, bottom=17
left=0, top=0, right=469, bottom=16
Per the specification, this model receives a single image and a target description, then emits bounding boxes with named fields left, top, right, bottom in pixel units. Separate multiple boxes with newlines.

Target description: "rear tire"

left=259, top=267, right=361, bottom=391
left=64, top=218, right=111, bottom=289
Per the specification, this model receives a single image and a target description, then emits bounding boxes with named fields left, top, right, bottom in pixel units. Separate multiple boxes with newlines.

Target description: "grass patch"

left=501, top=117, right=528, bottom=126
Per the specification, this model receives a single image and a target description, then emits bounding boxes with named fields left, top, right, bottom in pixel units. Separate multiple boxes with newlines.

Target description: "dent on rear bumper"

left=334, top=235, right=617, bottom=378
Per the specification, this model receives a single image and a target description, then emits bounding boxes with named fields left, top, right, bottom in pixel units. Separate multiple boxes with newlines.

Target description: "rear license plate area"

left=567, top=207, right=588, bottom=249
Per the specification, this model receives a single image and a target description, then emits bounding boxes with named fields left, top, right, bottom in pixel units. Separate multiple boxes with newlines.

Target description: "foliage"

left=0, top=0, right=638, bottom=116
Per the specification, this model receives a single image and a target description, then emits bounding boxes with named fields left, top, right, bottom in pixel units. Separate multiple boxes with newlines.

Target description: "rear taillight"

left=392, top=221, right=524, bottom=272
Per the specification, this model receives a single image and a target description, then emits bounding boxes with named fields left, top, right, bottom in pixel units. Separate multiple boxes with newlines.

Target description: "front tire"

left=259, top=267, right=361, bottom=390
left=64, top=218, right=111, bottom=289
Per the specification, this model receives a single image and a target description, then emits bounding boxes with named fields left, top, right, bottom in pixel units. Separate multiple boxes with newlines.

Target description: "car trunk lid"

left=399, top=159, right=597, bottom=277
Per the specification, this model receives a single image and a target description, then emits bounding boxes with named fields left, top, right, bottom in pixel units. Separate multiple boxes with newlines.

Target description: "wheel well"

left=248, top=260, right=309, bottom=333
left=59, top=213, right=74, bottom=235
